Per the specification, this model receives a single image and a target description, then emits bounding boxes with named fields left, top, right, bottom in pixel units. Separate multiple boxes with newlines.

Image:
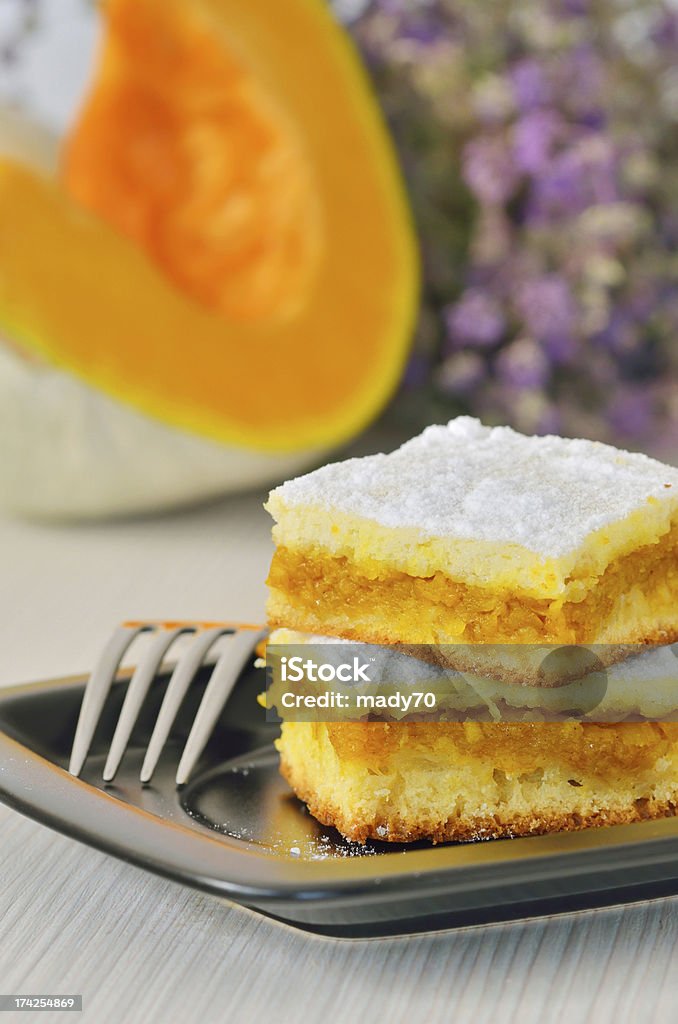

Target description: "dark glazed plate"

left=2, top=660, right=678, bottom=937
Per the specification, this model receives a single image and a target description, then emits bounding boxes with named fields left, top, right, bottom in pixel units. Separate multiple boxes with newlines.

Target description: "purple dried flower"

left=651, top=10, right=678, bottom=48
left=462, top=135, right=518, bottom=205
left=558, top=46, right=606, bottom=116
left=348, top=0, right=678, bottom=445
left=545, top=332, right=580, bottom=365
left=398, top=17, right=445, bottom=47
left=445, top=289, right=505, bottom=349
left=557, top=0, right=588, bottom=16
left=509, top=59, right=552, bottom=111
left=496, top=337, right=551, bottom=388
left=516, top=276, right=577, bottom=345
left=528, top=134, right=620, bottom=220
left=513, top=109, right=563, bottom=174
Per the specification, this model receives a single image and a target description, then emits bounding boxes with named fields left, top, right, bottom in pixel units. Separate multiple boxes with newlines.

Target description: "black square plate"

left=2, top=661, right=678, bottom=937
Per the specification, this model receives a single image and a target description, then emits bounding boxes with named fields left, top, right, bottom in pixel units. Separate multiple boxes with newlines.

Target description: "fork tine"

left=69, top=624, right=153, bottom=777
left=139, top=626, right=231, bottom=784
left=175, top=629, right=264, bottom=786
left=102, top=626, right=191, bottom=783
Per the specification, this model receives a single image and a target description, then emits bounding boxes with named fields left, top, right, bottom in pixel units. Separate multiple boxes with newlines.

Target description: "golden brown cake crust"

left=277, top=719, right=678, bottom=844
left=279, top=750, right=678, bottom=843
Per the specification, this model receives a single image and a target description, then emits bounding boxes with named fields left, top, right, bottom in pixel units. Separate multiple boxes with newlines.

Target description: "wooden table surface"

left=1, top=493, right=677, bottom=1024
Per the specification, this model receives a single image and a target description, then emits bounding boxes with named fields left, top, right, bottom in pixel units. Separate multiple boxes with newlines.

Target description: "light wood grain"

left=1, top=494, right=677, bottom=1024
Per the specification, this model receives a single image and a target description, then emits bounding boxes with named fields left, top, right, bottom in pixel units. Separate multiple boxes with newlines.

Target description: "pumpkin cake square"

left=265, top=418, right=678, bottom=843
left=266, top=417, right=678, bottom=650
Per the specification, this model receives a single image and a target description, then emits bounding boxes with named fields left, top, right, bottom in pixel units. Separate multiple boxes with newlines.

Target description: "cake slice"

left=265, top=418, right=678, bottom=843
left=266, top=417, right=678, bottom=649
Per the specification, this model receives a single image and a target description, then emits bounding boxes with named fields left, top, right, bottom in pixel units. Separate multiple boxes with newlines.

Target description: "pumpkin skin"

left=0, top=0, right=418, bottom=457
left=0, top=343, right=318, bottom=519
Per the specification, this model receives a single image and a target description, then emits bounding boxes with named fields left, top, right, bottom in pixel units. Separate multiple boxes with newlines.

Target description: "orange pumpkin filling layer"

left=323, top=720, right=678, bottom=776
left=267, top=522, right=678, bottom=644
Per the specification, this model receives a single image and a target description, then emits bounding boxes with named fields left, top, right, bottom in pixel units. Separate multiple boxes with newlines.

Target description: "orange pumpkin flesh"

left=63, top=0, right=321, bottom=322
left=0, top=0, right=418, bottom=452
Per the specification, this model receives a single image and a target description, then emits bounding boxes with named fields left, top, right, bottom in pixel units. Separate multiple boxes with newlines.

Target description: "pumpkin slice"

left=0, top=0, right=417, bottom=453
left=0, top=109, right=316, bottom=519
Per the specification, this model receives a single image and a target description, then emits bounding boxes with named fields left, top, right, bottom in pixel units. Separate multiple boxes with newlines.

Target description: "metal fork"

left=68, top=620, right=266, bottom=786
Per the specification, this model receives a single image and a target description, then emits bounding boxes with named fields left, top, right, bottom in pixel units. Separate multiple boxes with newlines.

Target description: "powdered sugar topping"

left=268, top=418, right=678, bottom=557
